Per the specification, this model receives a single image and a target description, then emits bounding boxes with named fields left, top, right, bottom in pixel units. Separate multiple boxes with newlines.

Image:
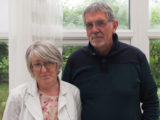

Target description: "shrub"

left=62, top=46, right=82, bottom=72
left=0, top=41, right=8, bottom=82
left=150, top=40, right=160, bottom=87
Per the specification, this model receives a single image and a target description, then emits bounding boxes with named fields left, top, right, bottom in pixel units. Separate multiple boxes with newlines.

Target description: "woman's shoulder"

left=60, top=80, right=80, bottom=94
left=10, top=80, right=35, bottom=97
left=60, top=80, right=78, bottom=89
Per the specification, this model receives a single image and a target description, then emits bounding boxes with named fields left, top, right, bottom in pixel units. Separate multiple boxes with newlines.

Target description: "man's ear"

left=112, top=20, right=118, bottom=33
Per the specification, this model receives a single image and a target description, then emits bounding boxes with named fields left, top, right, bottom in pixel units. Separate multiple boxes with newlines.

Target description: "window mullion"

left=130, top=0, right=149, bottom=60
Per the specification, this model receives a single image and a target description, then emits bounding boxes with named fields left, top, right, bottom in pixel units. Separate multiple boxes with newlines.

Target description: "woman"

left=3, top=41, right=81, bottom=120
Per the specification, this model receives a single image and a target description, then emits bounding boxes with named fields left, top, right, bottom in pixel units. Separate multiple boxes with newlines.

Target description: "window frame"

left=0, top=32, right=8, bottom=40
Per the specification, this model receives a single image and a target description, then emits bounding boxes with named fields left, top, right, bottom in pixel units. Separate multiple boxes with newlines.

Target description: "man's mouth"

left=92, top=36, right=103, bottom=40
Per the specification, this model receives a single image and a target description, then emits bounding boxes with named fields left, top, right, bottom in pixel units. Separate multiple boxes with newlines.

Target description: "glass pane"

left=150, top=39, right=160, bottom=120
left=149, top=0, right=160, bottom=29
left=0, top=40, right=8, bottom=119
left=63, top=0, right=129, bottom=30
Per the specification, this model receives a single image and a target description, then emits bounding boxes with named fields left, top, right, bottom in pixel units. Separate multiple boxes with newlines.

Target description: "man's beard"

left=89, top=32, right=105, bottom=48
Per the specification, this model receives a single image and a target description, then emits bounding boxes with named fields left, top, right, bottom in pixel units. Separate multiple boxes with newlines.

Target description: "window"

left=63, top=0, right=129, bottom=30
left=150, top=0, right=160, bottom=29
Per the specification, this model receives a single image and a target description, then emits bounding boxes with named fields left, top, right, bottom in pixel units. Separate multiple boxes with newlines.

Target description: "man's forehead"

left=85, top=10, right=108, bottom=21
left=85, top=10, right=106, bottom=15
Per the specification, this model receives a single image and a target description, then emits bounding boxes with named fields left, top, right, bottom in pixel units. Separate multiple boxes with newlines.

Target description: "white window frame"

left=0, top=32, right=8, bottom=39
left=0, top=0, right=160, bottom=64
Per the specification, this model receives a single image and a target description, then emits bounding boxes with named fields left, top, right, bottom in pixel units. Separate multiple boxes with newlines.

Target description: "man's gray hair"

left=83, top=1, right=115, bottom=23
left=25, top=40, right=62, bottom=77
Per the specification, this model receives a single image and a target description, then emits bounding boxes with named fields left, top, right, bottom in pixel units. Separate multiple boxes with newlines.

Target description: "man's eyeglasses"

left=32, top=61, right=54, bottom=71
left=85, top=20, right=109, bottom=30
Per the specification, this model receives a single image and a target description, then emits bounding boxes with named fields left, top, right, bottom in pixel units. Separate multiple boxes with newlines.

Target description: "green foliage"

left=63, top=1, right=85, bottom=29
left=0, top=41, right=8, bottom=59
left=0, top=57, right=8, bottom=82
left=151, top=5, right=160, bottom=28
left=150, top=40, right=160, bottom=87
left=114, top=0, right=128, bottom=29
left=0, top=41, right=8, bottom=82
left=63, top=0, right=129, bottom=29
left=0, top=83, right=8, bottom=119
left=62, top=46, right=83, bottom=72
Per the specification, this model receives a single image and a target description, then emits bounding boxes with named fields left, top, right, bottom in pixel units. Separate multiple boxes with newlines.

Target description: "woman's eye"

left=34, top=63, right=41, bottom=66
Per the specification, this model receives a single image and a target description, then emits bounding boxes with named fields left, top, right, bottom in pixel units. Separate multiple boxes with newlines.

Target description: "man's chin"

left=91, top=42, right=104, bottom=48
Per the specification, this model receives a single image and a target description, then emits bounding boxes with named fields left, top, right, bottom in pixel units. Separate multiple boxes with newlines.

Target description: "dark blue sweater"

left=63, top=33, right=159, bottom=120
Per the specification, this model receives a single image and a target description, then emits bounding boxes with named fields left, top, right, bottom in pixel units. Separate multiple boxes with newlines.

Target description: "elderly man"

left=63, top=1, right=159, bottom=120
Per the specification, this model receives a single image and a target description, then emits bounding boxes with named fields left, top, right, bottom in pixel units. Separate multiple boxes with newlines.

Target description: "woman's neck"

left=38, top=80, right=60, bottom=96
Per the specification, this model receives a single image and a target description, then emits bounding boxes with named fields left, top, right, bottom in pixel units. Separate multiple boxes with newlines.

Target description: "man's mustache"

left=90, top=33, right=104, bottom=40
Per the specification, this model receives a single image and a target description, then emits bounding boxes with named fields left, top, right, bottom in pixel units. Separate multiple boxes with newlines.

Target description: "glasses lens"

left=32, top=62, right=54, bottom=71
left=33, top=63, right=41, bottom=71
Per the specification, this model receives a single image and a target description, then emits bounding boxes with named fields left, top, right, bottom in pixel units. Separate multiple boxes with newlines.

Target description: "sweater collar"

left=88, top=33, right=119, bottom=57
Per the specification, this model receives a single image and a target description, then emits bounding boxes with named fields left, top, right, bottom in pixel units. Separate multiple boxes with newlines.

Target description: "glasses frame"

left=85, top=19, right=110, bottom=30
left=32, top=61, right=54, bottom=72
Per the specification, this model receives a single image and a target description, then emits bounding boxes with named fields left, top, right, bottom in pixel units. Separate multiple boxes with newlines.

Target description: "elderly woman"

left=3, top=41, right=81, bottom=120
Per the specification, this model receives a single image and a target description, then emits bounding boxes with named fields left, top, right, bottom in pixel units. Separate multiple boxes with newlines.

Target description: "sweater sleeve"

left=140, top=56, right=159, bottom=120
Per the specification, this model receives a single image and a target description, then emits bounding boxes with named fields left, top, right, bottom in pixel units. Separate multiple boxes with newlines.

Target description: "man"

left=63, top=2, right=159, bottom=120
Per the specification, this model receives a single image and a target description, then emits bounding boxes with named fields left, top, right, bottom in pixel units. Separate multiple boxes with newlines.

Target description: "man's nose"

left=91, top=24, right=99, bottom=33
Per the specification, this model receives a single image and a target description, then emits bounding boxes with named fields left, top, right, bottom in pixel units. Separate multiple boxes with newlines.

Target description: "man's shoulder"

left=70, top=46, right=88, bottom=58
left=67, top=46, right=90, bottom=63
left=119, top=42, right=144, bottom=55
left=117, top=41, right=146, bottom=63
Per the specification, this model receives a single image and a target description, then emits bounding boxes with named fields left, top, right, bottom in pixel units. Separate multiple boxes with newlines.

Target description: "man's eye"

left=97, top=20, right=105, bottom=26
left=86, top=23, right=93, bottom=28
